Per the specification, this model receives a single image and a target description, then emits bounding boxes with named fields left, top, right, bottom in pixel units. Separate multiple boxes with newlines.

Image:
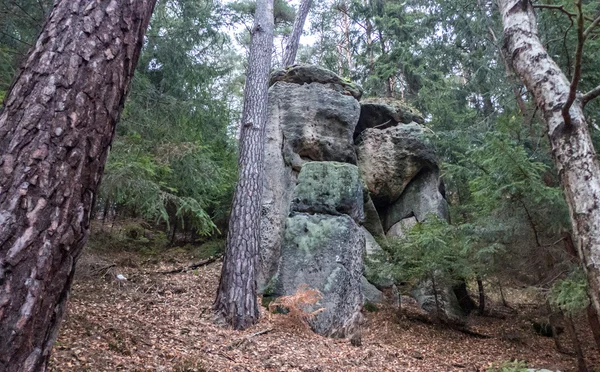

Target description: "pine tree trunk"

left=477, top=277, right=485, bottom=315
left=282, top=0, right=312, bottom=67
left=0, top=1, right=156, bottom=370
left=587, top=304, right=600, bottom=354
left=213, top=0, right=274, bottom=330
left=498, top=0, right=600, bottom=320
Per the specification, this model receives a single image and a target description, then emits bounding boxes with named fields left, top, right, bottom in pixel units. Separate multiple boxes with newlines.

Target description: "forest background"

left=2, top=0, right=600, bottom=369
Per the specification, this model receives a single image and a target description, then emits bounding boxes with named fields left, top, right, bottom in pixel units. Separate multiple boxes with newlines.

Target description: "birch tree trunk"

left=282, top=0, right=312, bottom=67
left=498, top=0, right=600, bottom=319
left=213, top=0, right=274, bottom=330
left=0, top=1, right=156, bottom=370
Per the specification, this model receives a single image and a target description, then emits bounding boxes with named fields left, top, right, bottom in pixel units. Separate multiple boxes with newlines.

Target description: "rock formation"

left=260, top=64, right=464, bottom=336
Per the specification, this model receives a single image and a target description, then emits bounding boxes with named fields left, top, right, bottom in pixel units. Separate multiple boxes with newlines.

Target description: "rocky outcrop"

left=259, top=71, right=361, bottom=289
left=356, top=123, right=437, bottom=208
left=382, top=168, right=449, bottom=232
left=272, top=81, right=360, bottom=164
left=412, top=280, right=465, bottom=323
left=270, top=64, right=363, bottom=100
left=261, top=65, right=466, bottom=330
left=355, top=97, right=424, bottom=139
left=291, top=162, right=364, bottom=223
left=386, top=216, right=418, bottom=239
left=266, top=213, right=364, bottom=337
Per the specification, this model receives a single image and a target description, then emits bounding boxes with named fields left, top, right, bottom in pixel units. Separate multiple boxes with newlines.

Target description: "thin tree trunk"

left=0, top=1, right=156, bottom=370
left=498, top=0, right=600, bottom=320
left=564, top=313, right=589, bottom=372
left=546, top=301, right=568, bottom=354
left=102, top=198, right=111, bottom=228
left=213, top=0, right=274, bottom=330
left=282, top=0, right=312, bottom=66
left=587, top=304, right=600, bottom=354
left=497, top=280, right=510, bottom=308
left=477, top=277, right=485, bottom=315
left=432, top=274, right=441, bottom=319
left=564, top=233, right=600, bottom=354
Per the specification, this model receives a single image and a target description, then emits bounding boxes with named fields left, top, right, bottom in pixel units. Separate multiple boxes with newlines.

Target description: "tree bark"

left=477, top=277, right=485, bottom=315
left=213, top=0, right=274, bottom=330
left=587, top=304, right=600, bottom=354
left=498, top=0, right=600, bottom=321
left=282, top=0, right=312, bottom=67
left=564, top=313, right=589, bottom=372
left=0, top=0, right=156, bottom=370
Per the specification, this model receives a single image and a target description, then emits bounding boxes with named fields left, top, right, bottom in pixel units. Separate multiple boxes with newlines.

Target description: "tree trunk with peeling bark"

left=498, top=0, right=600, bottom=321
left=282, top=0, right=312, bottom=67
left=0, top=0, right=156, bottom=370
left=213, top=0, right=274, bottom=330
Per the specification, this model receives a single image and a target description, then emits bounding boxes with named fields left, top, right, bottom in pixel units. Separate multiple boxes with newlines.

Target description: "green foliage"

left=98, top=0, right=239, bottom=237
left=382, top=217, right=483, bottom=287
left=487, top=360, right=528, bottom=372
left=550, top=268, right=590, bottom=316
left=363, top=301, right=379, bottom=312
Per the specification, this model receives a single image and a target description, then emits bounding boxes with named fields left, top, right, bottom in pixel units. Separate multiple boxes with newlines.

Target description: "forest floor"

left=48, top=231, right=599, bottom=372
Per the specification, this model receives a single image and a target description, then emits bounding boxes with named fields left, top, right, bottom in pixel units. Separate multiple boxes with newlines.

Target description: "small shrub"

left=487, top=360, right=528, bottom=372
left=364, top=301, right=379, bottom=312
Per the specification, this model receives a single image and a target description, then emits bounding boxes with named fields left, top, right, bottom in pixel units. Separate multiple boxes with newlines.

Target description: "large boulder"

left=356, top=123, right=437, bottom=208
left=265, top=213, right=364, bottom=337
left=270, top=64, right=363, bottom=100
left=269, top=82, right=360, bottom=164
left=382, top=168, right=449, bottom=232
left=260, top=79, right=361, bottom=289
left=291, top=162, right=364, bottom=223
left=355, top=98, right=424, bottom=139
left=412, top=280, right=465, bottom=323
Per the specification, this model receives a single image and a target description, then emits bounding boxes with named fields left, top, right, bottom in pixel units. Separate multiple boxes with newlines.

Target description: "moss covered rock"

left=291, top=162, right=364, bottom=223
left=265, top=213, right=364, bottom=337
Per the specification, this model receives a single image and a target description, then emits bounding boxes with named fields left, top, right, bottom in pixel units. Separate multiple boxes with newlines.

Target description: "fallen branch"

left=249, top=328, right=274, bottom=337
left=227, top=328, right=274, bottom=349
left=159, top=255, right=222, bottom=274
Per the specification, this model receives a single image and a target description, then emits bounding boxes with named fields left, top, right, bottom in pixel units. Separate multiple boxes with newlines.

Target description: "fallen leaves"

left=48, top=249, right=598, bottom=371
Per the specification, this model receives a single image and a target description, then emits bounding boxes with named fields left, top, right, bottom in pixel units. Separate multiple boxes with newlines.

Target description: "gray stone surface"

left=291, top=162, right=364, bottom=223
left=258, top=84, right=299, bottom=290
left=270, top=64, right=363, bottom=100
left=362, top=227, right=394, bottom=288
left=355, top=98, right=424, bottom=139
left=386, top=217, right=418, bottom=239
left=361, top=276, right=383, bottom=304
left=412, top=279, right=464, bottom=323
left=363, top=194, right=385, bottom=238
left=382, top=168, right=449, bottom=232
left=265, top=213, right=364, bottom=337
left=269, top=81, right=360, bottom=164
left=363, top=227, right=384, bottom=256
left=357, top=123, right=437, bottom=207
